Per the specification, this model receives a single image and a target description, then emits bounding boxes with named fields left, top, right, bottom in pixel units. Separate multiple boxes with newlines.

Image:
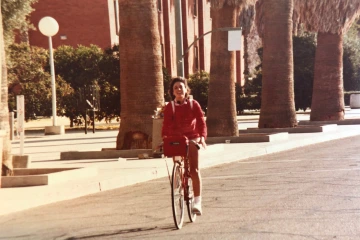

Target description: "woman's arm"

left=193, top=100, right=207, bottom=148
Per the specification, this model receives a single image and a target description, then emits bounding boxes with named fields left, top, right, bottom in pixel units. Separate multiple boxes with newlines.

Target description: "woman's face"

left=173, top=81, right=187, bottom=100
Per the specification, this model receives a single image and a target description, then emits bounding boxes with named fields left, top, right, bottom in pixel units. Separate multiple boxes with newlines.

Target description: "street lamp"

left=38, top=16, right=59, bottom=127
left=174, top=0, right=184, bottom=77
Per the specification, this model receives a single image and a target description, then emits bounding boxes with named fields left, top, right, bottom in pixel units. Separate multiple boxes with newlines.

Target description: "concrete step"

left=239, top=124, right=337, bottom=134
left=1, top=167, right=98, bottom=188
left=206, top=132, right=288, bottom=144
left=298, top=119, right=360, bottom=125
left=60, top=149, right=153, bottom=160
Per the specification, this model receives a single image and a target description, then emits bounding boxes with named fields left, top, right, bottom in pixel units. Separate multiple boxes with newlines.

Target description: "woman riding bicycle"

left=162, top=76, right=207, bottom=215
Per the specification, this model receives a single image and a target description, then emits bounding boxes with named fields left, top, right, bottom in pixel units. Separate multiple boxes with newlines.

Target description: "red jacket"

left=162, top=99, right=207, bottom=139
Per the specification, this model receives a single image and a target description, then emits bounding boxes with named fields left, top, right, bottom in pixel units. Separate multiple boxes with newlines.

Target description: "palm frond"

left=294, top=0, right=360, bottom=34
left=254, top=0, right=265, bottom=38
left=239, top=4, right=256, bottom=34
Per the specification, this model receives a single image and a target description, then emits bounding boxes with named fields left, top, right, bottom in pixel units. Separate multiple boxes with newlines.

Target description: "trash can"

left=350, top=94, right=360, bottom=109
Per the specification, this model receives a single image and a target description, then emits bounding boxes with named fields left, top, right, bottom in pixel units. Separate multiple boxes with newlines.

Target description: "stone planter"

left=152, top=118, right=163, bottom=151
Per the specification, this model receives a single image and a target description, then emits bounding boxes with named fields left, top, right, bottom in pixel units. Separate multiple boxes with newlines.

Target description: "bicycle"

left=163, top=136, right=197, bottom=229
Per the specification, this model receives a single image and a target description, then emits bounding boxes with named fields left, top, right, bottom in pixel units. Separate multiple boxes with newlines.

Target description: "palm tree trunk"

left=116, top=0, right=164, bottom=149
left=206, top=5, right=239, bottom=137
left=243, top=33, right=250, bottom=79
left=258, top=0, right=297, bottom=128
left=0, top=6, right=13, bottom=178
left=310, top=32, right=345, bottom=121
left=0, top=4, right=2, bottom=180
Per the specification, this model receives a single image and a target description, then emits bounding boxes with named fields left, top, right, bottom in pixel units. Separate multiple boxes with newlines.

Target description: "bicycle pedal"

left=192, top=209, right=202, bottom=216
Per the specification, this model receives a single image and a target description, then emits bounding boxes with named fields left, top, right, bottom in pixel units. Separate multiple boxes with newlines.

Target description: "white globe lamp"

left=38, top=17, right=59, bottom=37
left=38, top=17, right=64, bottom=135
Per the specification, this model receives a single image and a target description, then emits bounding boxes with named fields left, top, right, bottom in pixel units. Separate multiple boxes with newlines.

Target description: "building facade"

left=29, top=0, right=119, bottom=49
left=28, top=0, right=244, bottom=84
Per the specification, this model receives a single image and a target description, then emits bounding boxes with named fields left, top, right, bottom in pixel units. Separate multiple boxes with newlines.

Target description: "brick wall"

left=29, top=0, right=116, bottom=49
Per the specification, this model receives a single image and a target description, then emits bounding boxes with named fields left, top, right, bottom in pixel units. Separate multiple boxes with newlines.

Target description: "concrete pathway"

left=1, top=108, right=360, bottom=216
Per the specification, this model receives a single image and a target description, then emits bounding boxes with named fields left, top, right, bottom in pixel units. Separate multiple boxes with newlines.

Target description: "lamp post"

left=38, top=16, right=59, bottom=126
left=175, top=0, right=184, bottom=77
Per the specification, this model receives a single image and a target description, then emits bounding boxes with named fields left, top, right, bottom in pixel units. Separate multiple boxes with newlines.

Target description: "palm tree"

left=294, top=1, right=360, bottom=121
left=0, top=5, right=13, bottom=177
left=116, top=0, right=164, bottom=149
left=255, top=0, right=297, bottom=128
left=207, top=0, right=256, bottom=137
left=0, top=3, right=2, bottom=179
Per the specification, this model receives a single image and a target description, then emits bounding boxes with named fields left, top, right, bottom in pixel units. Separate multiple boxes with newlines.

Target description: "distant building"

left=28, top=0, right=244, bottom=84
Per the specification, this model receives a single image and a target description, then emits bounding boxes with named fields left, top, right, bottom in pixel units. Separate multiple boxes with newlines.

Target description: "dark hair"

left=168, top=76, right=191, bottom=100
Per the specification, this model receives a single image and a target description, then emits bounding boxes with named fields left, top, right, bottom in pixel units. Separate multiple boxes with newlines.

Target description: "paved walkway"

left=1, top=108, right=360, bottom=216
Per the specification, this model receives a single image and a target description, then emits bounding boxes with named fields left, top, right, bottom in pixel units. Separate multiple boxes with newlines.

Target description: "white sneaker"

left=192, top=201, right=202, bottom=215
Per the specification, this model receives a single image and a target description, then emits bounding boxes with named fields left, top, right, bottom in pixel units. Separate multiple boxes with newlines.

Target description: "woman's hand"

left=199, top=136, right=207, bottom=149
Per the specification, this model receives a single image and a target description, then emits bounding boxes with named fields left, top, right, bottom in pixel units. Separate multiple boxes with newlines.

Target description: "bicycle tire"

left=186, top=178, right=197, bottom=222
left=171, top=163, right=184, bottom=229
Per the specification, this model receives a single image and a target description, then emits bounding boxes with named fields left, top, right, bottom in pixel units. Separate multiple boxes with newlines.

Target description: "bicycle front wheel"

left=186, top=178, right=197, bottom=222
left=171, top=163, right=184, bottom=229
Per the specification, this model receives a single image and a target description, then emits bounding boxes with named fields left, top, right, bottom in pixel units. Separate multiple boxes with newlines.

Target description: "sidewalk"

left=1, top=108, right=360, bottom=216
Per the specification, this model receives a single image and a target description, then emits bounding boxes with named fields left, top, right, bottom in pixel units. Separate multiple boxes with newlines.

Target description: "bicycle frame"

left=169, top=138, right=197, bottom=229
left=173, top=155, right=191, bottom=202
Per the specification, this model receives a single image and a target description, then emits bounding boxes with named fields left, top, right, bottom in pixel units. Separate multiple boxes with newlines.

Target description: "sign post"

left=13, top=95, right=31, bottom=168
left=181, top=27, right=242, bottom=61
left=175, top=0, right=184, bottom=77
left=16, top=95, right=25, bottom=155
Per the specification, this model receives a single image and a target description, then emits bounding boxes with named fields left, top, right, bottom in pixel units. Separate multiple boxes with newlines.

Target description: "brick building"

left=28, top=0, right=119, bottom=49
left=28, top=0, right=244, bottom=84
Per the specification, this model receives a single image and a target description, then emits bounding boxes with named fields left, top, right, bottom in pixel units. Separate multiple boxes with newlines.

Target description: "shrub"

left=7, top=43, right=72, bottom=120
left=343, top=22, right=360, bottom=91
left=293, top=33, right=316, bottom=111
left=187, top=71, right=209, bottom=113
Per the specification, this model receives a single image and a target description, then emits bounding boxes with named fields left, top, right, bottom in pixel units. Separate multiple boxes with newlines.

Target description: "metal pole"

left=175, top=0, right=184, bottom=77
left=92, top=109, right=95, bottom=133
left=85, top=110, right=88, bottom=134
left=181, top=27, right=242, bottom=61
left=48, top=36, right=57, bottom=126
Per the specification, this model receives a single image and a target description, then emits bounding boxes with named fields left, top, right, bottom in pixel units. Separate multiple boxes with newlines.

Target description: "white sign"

left=228, top=30, right=242, bottom=51
left=16, top=95, right=25, bottom=155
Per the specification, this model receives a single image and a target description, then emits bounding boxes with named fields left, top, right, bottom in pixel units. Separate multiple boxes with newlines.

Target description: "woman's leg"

left=189, top=141, right=201, bottom=197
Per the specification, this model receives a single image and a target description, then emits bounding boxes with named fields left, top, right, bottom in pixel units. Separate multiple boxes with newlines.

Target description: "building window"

left=193, top=0, right=197, bottom=17
left=158, top=0, right=162, bottom=12
left=194, top=46, right=199, bottom=70
left=114, top=0, right=120, bottom=35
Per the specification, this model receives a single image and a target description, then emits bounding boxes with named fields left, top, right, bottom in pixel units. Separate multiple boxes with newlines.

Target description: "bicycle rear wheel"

left=171, top=163, right=184, bottom=229
left=186, top=178, right=197, bottom=222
